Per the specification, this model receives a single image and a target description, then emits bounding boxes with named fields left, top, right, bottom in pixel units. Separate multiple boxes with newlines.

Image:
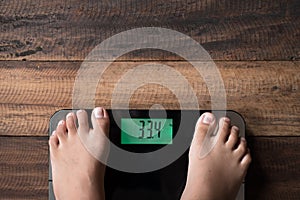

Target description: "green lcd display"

left=121, top=118, right=173, bottom=144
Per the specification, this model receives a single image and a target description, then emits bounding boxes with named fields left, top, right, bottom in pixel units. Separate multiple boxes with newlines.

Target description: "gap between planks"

left=0, top=0, right=299, bottom=61
left=0, top=61, right=299, bottom=136
left=0, top=136, right=299, bottom=199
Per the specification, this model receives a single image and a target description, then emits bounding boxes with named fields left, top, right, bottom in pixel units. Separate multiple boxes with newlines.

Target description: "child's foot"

left=181, top=113, right=251, bottom=200
left=49, top=107, right=110, bottom=200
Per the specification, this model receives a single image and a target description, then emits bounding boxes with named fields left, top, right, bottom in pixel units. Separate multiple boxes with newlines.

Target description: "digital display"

left=121, top=118, right=173, bottom=144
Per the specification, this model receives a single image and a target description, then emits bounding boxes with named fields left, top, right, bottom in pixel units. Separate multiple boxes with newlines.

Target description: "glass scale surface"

left=49, top=110, right=245, bottom=200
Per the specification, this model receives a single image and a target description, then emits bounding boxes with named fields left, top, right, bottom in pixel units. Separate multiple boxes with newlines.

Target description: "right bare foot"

left=181, top=113, right=251, bottom=200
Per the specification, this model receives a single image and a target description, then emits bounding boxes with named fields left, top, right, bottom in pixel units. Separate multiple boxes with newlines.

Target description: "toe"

left=91, top=107, right=110, bottom=136
left=192, top=112, right=216, bottom=148
left=241, top=148, right=252, bottom=168
left=76, top=110, right=90, bottom=133
left=49, top=131, right=59, bottom=149
left=56, top=120, right=67, bottom=141
left=241, top=149, right=252, bottom=175
left=235, top=137, right=248, bottom=160
left=218, top=117, right=231, bottom=143
left=66, top=112, right=77, bottom=135
left=226, top=126, right=239, bottom=149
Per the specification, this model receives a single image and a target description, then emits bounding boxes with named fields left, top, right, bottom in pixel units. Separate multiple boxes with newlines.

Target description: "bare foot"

left=181, top=113, right=251, bottom=200
left=49, top=107, right=110, bottom=200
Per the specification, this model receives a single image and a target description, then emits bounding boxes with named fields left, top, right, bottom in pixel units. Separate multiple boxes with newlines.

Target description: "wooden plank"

left=0, top=61, right=299, bottom=136
left=246, top=137, right=300, bottom=199
left=0, top=0, right=299, bottom=61
left=0, top=137, right=48, bottom=200
left=0, top=136, right=299, bottom=199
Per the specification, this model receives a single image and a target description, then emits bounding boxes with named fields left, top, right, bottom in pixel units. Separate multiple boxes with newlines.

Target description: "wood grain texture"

left=0, top=137, right=48, bottom=200
left=0, top=61, right=299, bottom=136
left=0, top=136, right=299, bottom=199
left=0, top=1, right=298, bottom=199
left=246, top=137, right=300, bottom=200
left=1, top=0, right=299, bottom=61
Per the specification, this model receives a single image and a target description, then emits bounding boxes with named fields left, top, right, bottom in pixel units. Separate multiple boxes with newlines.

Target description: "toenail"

left=66, top=112, right=73, bottom=118
left=58, top=120, right=64, bottom=125
left=241, top=137, right=246, bottom=143
left=77, top=110, right=83, bottom=114
left=233, top=126, right=239, bottom=131
left=224, top=117, right=230, bottom=123
left=52, top=131, right=56, bottom=135
left=202, top=114, right=214, bottom=125
left=94, top=107, right=104, bottom=118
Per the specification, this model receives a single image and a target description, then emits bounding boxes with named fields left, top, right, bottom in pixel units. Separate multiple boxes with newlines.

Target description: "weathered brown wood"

left=0, top=1, right=298, bottom=200
left=0, top=136, right=299, bottom=199
left=0, top=137, right=48, bottom=200
left=0, top=0, right=299, bottom=61
left=0, top=61, right=299, bottom=136
left=246, top=137, right=300, bottom=199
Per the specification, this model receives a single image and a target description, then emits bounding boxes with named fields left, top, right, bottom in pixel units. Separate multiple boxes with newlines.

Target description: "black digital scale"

left=49, top=110, right=245, bottom=200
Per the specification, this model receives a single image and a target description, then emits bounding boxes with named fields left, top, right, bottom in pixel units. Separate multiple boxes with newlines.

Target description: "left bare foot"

left=49, top=107, right=110, bottom=200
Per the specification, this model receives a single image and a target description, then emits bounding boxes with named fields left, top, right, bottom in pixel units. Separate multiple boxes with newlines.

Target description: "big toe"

left=191, top=112, right=217, bottom=150
left=91, top=107, right=110, bottom=136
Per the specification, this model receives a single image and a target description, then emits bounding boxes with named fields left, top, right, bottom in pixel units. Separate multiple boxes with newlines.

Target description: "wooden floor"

left=0, top=0, right=299, bottom=199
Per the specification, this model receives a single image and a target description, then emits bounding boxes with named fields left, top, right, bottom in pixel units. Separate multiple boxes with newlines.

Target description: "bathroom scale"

left=49, top=109, right=245, bottom=200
